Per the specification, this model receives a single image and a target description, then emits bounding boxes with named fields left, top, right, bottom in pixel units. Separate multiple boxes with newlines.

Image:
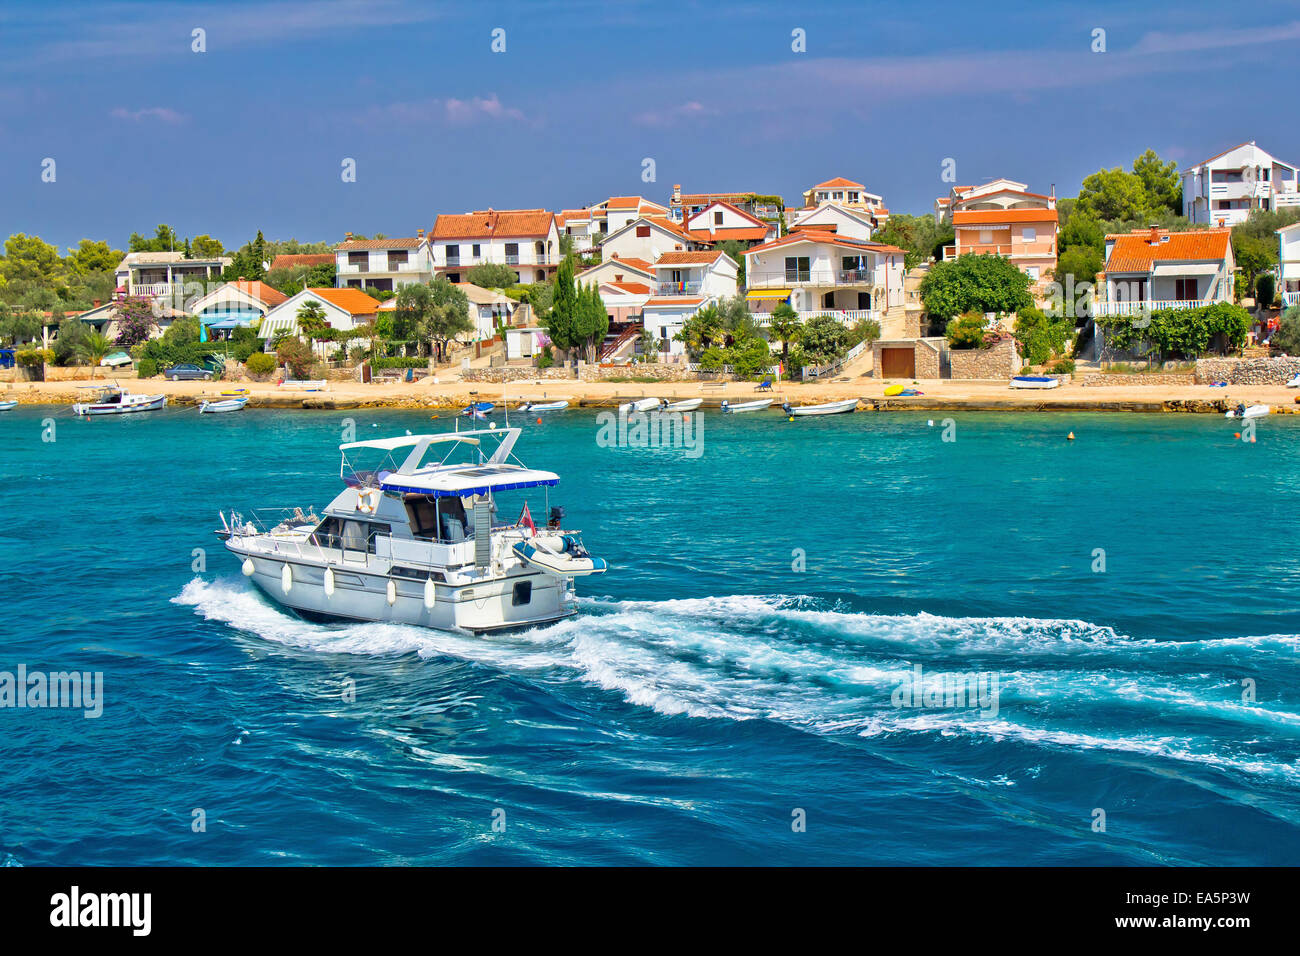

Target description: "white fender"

left=386, top=578, right=397, bottom=606
left=281, top=563, right=292, bottom=594
left=323, top=566, right=335, bottom=598
left=242, top=557, right=255, bottom=577
left=423, top=576, right=435, bottom=609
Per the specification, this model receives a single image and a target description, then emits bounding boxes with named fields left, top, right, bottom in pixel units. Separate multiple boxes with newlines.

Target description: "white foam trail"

left=176, top=579, right=1300, bottom=782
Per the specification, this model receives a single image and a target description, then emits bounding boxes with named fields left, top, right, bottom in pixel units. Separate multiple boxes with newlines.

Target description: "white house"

left=259, top=287, right=381, bottom=343
left=335, top=232, right=433, bottom=292
left=558, top=197, right=667, bottom=250
left=642, top=296, right=710, bottom=359
left=113, top=251, right=232, bottom=304
left=190, top=280, right=288, bottom=338
left=683, top=201, right=774, bottom=246
left=649, top=250, right=739, bottom=300
left=1094, top=227, right=1234, bottom=316
left=600, top=216, right=702, bottom=262
left=788, top=202, right=877, bottom=241
left=576, top=254, right=656, bottom=288
left=1277, top=222, right=1300, bottom=306
left=1182, top=142, right=1300, bottom=226
left=430, top=209, right=561, bottom=284
left=743, top=230, right=906, bottom=322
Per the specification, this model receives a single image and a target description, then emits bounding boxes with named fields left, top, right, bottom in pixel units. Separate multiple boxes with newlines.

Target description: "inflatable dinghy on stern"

left=513, top=535, right=608, bottom=576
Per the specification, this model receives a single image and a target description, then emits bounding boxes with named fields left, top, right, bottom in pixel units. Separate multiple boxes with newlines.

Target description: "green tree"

left=65, top=239, right=122, bottom=276
left=542, top=256, right=582, bottom=354
left=295, top=300, right=330, bottom=353
left=946, top=313, right=989, bottom=350
left=422, top=277, right=473, bottom=363
left=765, top=303, right=803, bottom=367
left=1233, top=232, right=1275, bottom=298
left=1013, top=306, right=1070, bottom=365
left=799, top=314, right=852, bottom=363
left=129, top=224, right=184, bottom=253
left=1, top=234, right=64, bottom=284
left=1131, top=149, right=1182, bottom=214
left=113, top=296, right=157, bottom=347
left=1273, top=305, right=1300, bottom=354
left=191, top=234, right=224, bottom=258
left=919, top=253, right=1033, bottom=322
left=873, top=213, right=955, bottom=269
left=1076, top=167, right=1152, bottom=222
left=53, top=316, right=91, bottom=365
left=466, top=263, right=518, bottom=289
left=78, top=330, right=113, bottom=376
left=275, top=336, right=314, bottom=378
left=393, top=282, right=431, bottom=349
left=222, top=230, right=268, bottom=281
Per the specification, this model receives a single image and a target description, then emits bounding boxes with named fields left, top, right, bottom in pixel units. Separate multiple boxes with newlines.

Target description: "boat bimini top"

left=338, top=429, right=560, bottom=499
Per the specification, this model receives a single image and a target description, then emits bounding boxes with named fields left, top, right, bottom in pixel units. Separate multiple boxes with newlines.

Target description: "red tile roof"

left=309, top=287, right=382, bottom=315
left=270, top=253, right=334, bottom=270
left=604, top=281, right=651, bottom=294
left=432, top=209, right=555, bottom=240
left=644, top=295, right=707, bottom=306
left=337, top=236, right=425, bottom=250
left=747, top=230, right=906, bottom=256
left=652, top=251, right=729, bottom=266
left=687, top=225, right=770, bottom=242
left=813, top=176, right=865, bottom=189
left=1103, top=228, right=1232, bottom=273
left=952, top=209, right=1058, bottom=224
left=231, top=280, right=288, bottom=307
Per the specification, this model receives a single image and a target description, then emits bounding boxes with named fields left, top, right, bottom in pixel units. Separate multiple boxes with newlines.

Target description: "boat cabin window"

left=403, top=495, right=473, bottom=543
left=312, top=516, right=390, bottom=554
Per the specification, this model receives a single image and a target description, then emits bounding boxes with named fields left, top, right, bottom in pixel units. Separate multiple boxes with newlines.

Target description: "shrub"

left=275, top=337, right=314, bottom=379
left=799, top=314, right=852, bottom=363
left=137, top=357, right=159, bottom=378
left=15, top=348, right=54, bottom=367
left=370, top=356, right=428, bottom=369
left=1256, top=273, right=1276, bottom=308
left=466, top=263, right=519, bottom=289
left=1049, top=358, right=1075, bottom=374
left=1013, top=306, right=1070, bottom=365
left=245, top=352, right=277, bottom=377
left=945, top=313, right=988, bottom=350
left=535, top=346, right=554, bottom=369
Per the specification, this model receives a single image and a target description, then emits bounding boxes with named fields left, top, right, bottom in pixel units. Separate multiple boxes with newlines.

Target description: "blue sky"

left=3, top=0, right=1300, bottom=253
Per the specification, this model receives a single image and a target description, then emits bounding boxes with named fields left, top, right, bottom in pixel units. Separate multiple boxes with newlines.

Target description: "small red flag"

left=519, top=502, right=536, bottom=535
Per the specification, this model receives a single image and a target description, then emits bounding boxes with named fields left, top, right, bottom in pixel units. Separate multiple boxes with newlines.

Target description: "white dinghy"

left=720, top=399, right=772, bottom=413
left=199, top=397, right=248, bottom=414
left=618, top=397, right=662, bottom=413
left=781, top=399, right=859, bottom=416
left=660, top=398, right=702, bottom=412
left=1225, top=404, right=1270, bottom=420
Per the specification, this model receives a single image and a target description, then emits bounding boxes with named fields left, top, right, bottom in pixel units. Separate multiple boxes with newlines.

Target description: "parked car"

left=164, top=363, right=213, bottom=381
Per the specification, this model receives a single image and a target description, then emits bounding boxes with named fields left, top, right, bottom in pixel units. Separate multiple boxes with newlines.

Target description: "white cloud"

left=110, top=106, right=187, bottom=124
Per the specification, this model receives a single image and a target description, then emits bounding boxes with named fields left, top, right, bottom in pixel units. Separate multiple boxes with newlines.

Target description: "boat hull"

left=72, top=395, right=166, bottom=416
left=661, top=399, right=702, bottom=412
left=1009, top=377, right=1060, bottom=389
left=783, top=400, right=858, bottom=416
left=200, top=399, right=247, bottom=413
left=233, top=547, right=575, bottom=634
left=721, top=399, right=772, bottom=413
left=0, top=401, right=16, bottom=411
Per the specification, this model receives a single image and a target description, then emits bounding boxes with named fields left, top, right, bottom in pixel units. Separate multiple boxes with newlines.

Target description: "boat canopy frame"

left=338, top=429, right=560, bottom=499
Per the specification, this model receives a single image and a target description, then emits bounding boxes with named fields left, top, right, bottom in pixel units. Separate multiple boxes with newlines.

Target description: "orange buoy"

left=1250, top=436, right=1257, bottom=443
left=1067, top=432, right=1075, bottom=441
left=1234, top=432, right=1241, bottom=439
left=536, top=417, right=542, bottom=424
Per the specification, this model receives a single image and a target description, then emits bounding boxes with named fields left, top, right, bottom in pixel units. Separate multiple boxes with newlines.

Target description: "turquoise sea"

left=1, top=403, right=1298, bottom=865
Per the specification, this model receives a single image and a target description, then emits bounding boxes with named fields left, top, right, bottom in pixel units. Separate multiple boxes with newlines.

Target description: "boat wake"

left=176, top=579, right=1300, bottom=786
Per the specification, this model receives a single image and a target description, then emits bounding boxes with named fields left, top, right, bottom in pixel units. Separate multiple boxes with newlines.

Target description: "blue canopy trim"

left=380, top=478, right=559, bottom=498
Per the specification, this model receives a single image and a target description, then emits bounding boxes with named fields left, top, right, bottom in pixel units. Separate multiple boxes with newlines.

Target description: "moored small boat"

left=782, top=399, right=858, bottom=416
left=618, top=397, right=661, bottom=413
left=521, top=400, right=569, bottom=412
left=720, top=399, right=772, bottom=413
left=0, top=400, right=16, bottom=411
left=72, top=384, right=167, bottom=416
left=1226, top=404, right=1270, bottom=420
left=660, top=398, right=702, bottom=412
left=1010, top=376, right=1060, bottom=389
left=462, top=401, right=495, bottom=418
left=199, top=397, right=248, bottom=414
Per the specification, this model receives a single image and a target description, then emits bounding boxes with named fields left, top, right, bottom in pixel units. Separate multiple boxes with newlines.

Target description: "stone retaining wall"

left=1195, top=356, right=1300, bottom=385
left=948, top=337, right=1018, bottom=380
left=1078, top=372, right=1196, bottom=387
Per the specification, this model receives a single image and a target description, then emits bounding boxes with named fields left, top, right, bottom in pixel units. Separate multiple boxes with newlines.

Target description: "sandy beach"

left=5, top=372, right=1298, bottom=414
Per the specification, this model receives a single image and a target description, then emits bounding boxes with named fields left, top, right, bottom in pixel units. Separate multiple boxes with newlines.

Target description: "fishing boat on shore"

left=72, top=383, right=166, bottom=416
left=217, top=428, right=606, bottom=633
left=782, top=399, right=859, bottom=416
left=1009, top=376, right=1060, bottom=389
left=0, top=400, right=16, bottom=411
left=618, top=397, right=662, bottom=413
left=720, top=398, right=772, bottom=413
left=660, top=398, right=702, bottom=412
left=199, top=396, right=248, bottom=414
left=520, top=400, right=569, bottom=412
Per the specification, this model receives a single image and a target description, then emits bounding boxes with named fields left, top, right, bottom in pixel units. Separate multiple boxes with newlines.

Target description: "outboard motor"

left=548, top=505, right=565, bottom=530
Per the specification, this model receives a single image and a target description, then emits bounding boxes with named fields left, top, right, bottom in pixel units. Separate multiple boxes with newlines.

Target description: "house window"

left=784, top=256, right=810, bottom=282
left=446, top=245, right=460, bottom=262
left=1175, top=278, right=1199, bottom=300
left=1026, top=266, right=1040, bottom=281
left=471, top=244, right=481, bottom=257
left=348, top=251, right=367, bottom=266
left=387, top=251, right=409, bottom=270
left=713, top=211, right=723, bottom=225
left=1022, top=227, right=1036, bottom=242
left=636, top=225, right=651, bottom=238
left=979, top=230, right=993, bottom=244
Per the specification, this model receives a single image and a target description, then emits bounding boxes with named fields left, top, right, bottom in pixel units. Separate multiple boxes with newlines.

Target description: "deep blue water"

left=1, top=403, right=1298, bottom=865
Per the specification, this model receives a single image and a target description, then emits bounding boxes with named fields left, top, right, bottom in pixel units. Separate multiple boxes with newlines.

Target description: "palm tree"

left=78, top=330, right=112, bottom=379
left=766, top=304, right=803, bottom=368
left=296, top=300, right=330, bottom=357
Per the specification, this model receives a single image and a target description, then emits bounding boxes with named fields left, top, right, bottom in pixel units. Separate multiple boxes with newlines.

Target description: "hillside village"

left=4, top=141, right=1300, bottom=388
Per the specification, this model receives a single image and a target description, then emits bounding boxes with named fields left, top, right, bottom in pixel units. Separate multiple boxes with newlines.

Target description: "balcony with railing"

left=655, top=280, right=703, bottom=296
left=750, top=309, right=880, bottom=327
left=1091, top=298, right=1214, bottom=317
left=942, top=243, right=1056, bottom=260
left=747, top=268, right=877, bottom=289
left=440, top=254, right=560, bottom=269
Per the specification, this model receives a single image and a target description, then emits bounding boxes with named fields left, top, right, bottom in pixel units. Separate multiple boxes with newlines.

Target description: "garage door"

left=880, top=347, right=915, bottom=379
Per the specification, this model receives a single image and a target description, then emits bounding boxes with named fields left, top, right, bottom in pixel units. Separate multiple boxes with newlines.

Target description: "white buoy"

left=242, top=557, right=255, bottom=577
left=423, top=576, right=436, bottom=609
left=280, top=563, right=292, bottom=594
left=323, top=566, right=335, bottom=598
left=928, top=419, right=934, bottom=427
left=386, top=578, right=397, bottom=606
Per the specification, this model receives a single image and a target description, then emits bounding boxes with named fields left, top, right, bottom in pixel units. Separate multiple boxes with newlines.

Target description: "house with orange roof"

left=190, top=280, right=289, bottom=338
left=335, top=231, right=433, bottom=292
left=743, top=230, right=906, bottom=325
left=559, top=197, right=668, bottom=250
left=1182, top=141, right=1300, bottom=226
left=788, top=202, right=878, bottom=241
left=683, top=201, right=776, bottom=246
left=576, top=254, right=655, bottom=289
left=377, top=282, right=515, bottom=341
left=937, top=179, right=1059, bottom=295
left=430, top=209, right=561, bottom=283
left=258, top=287, right=381, bottom=346
left=649, top=250, right=739, bottom=299
left=642, top=295, right=712, bottom=359
left=600, top=215, right=704, bottom=263
left=1093, top=226, right=1234, bottom=317
left=667, top=184, right=783, bottom=225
